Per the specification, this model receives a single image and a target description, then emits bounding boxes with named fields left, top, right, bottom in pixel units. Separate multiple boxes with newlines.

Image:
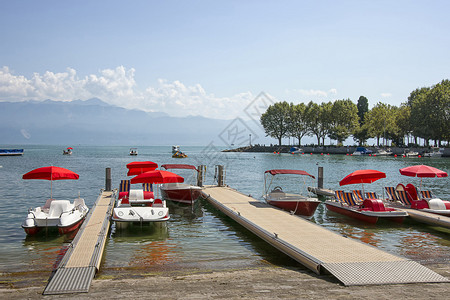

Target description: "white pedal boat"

left=22, top=197, right=89, bottom=235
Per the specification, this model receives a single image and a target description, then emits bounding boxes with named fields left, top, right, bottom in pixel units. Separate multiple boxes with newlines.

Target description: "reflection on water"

left=19, top=231, right=77, bottom=273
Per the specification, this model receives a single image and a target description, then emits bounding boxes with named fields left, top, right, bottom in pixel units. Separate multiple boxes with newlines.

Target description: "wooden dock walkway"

left=202, top=186, right=448, bottom=286
left=43, top=190, right=116, bottom=295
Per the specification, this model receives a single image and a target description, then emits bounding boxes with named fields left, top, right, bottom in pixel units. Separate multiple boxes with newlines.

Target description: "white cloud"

left=0, top=66, right=257, bottom=119
left=381, top=92, right=392, bottom=98
left=143, top=79, right=254, bottom=118
left=286, top=88, right=338, bottom=100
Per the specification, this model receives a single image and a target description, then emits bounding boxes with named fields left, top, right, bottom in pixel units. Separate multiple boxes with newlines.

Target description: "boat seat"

left=406, top=183, right=419, bottom=201
left=42, top=198, right=54, bottom=212
left=143, top=183, right=153, bottom=192
left=119, top=180, right=130, bottom=193
left=385, top=187, right=398, bottom=201
left=427, top=199, right=448, bottom=210
left=48, top=200, right=71, bottom=218
left=335, top=191, right=358, bottom=206
left=396, top=190, right=412, bottom=206
left=362, top=199, right=394, bottom=212
left=420, top=190, right=433, bottom=199
left=152, top=198, right=164, bottom=207
left=352, top=190, right=364, bottom=203
left=365, top=192, right=377, bottom=199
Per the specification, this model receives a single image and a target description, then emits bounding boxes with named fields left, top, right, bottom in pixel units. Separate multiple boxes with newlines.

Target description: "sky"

left=1, top=0, right=449, bottom=120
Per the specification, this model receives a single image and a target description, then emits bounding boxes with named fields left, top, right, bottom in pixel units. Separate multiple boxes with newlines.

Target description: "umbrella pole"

left=50, top=171, right=53, bottom=199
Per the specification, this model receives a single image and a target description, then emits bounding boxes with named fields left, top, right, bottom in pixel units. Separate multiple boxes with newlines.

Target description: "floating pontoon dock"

left=401, top=208, right=450, bottom=229
left=202, top=185, right=448, bottom=286
left=43, top=190, right=116, bottom=295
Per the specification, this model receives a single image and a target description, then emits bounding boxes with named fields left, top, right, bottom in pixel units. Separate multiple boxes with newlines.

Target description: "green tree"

left=353, top=124, right=370, bottom=146
left=356, top=96, right=369, bottom=124
left=304, top=101, right=332, bottom=145
left=328, top=99, right=359, bottom=145
left=365, top=102, right=396, bottom=146
left=408, top=86, right=430, bottom=145
left=287, top=102, right=308, bottom=146
left=353, top=96, right=370, bottom=145
left=392, top=104, right=411, bottom=146
left=408, top=80, right=450, bottom=146
left=260, top=101, right=290, bottom=146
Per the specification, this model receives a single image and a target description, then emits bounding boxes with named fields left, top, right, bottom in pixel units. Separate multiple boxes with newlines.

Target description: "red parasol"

left=126, top=161, right=158, bottom=176
left=339, top=169, right=386, bottom=197
left=22, top=166, right=79, bottom=199
left=23, top=166, right=79, bottom=180
left=67, top=147, right=73, bottom=150
left=399, top=165, right=448, bottom=178
left=130, top=170, right=184, bottom=184
left=399, top=164, right=448, bottom=190
left=339, top=169, right=386, bottom=186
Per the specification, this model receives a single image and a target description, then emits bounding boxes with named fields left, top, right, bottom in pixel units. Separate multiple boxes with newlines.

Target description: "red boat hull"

left=160, top=187, right=202, bottom=205
left=267, top=200, right=320, bottom=217
left=23, top=217, right=86, bottom=236
left=326, top=203, right=379, bottom=224
left=23, top=226, right=40, bottom=235
left=58, top=217, right=86, bottom=235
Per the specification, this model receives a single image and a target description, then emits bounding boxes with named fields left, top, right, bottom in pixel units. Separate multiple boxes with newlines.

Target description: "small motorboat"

left=352, top=147, right=373, bottom=156
left=0, top=149, right=24, bottom=156
left=289, top=146, right=303, bottom=154
left=129, top=148, right=138, bottom=156
left=172, top=145, right=180, bottom=153
left=325, top=169, right=407, bottom=224
left=21, top=166, right=89, bottom=235
left=263, top=169, right=320, bottom=218
left=160, top=164, right=202, bottom=205
left=404, top=149, right=419, bottom=157
left=375, top=148, right=393, bottom=156
left=423, top=148, right=444, bottom=158
left=63, top=147, right=73, bottom=155
left=172, top=151, right=188, bottom=158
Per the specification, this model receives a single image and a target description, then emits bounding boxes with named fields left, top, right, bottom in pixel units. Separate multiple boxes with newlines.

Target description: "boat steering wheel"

left=272, top=186, right=283, bottom=192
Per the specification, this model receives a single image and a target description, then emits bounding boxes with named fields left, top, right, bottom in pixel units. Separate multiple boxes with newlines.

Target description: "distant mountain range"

left=0, top=98, right=266, bottom=146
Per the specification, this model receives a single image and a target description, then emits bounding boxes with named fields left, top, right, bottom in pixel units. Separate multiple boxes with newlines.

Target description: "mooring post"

left=217, top=165, right=224, bottom=187
left=105, top=167, right=111, bottom=191
left=318, top=166, right=323, bottom=189
left=197, top=165, right=205, bottom=187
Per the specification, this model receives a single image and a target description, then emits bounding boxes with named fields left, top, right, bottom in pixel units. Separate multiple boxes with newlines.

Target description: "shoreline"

left=223, top=145, right=450, bottom=156
left=1, top=263, right=449, bottom=299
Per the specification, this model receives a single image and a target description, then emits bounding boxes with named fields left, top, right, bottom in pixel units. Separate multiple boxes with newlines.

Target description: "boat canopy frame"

left=264, top=169, right=316, bottom=198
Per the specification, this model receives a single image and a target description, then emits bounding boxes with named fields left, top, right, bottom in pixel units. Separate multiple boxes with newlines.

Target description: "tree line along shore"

left=259, top=79, right=449, bottom=148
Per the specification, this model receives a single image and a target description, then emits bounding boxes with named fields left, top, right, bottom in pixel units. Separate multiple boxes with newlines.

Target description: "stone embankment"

left=223, top=145, right=449, bottom=157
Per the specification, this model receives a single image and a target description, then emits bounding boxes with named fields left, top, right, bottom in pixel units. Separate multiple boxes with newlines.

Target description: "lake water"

left=0, top=145, right=449, bottom=276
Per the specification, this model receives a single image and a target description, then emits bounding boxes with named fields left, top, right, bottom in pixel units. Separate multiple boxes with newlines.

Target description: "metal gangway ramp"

left=202, top=186, right=448, bottom=286
left=43, top=190, right=116, bottom=295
